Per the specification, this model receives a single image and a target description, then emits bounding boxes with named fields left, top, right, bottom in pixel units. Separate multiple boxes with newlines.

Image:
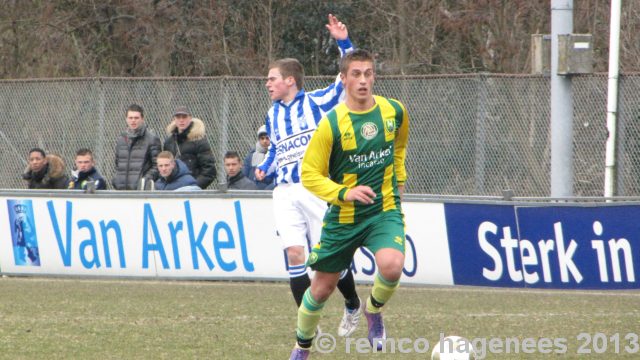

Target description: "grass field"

left=0, top=277, right=639, bottom=359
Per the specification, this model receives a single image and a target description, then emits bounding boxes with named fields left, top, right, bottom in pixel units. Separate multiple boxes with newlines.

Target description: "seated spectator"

left=22, top=148, right=69, bottom=189
left=243, top=125, right=275, bottom=190
left=164, top=106, right=216, bottom=189
left=69, top=148, right=107, bottom=190
left=224, top=151, right=257, bottom=190
left=155, top=151, right=201, bottom=191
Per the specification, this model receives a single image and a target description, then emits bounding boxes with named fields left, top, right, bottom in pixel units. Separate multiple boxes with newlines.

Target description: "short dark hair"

left=224, top=151, right=241, bottom=162
left=75, top=148, right=93, bottom=158
left=126, top=103, right=144, bottom=118
left=339, top=49, right=375, bottom=74
left=269, top=58, right=304, bottom=90
left=28, top=148, right=46, bottom=158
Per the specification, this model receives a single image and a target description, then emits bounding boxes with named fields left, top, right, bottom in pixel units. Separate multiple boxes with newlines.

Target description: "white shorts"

left=273, top=183, right=328, bottom=251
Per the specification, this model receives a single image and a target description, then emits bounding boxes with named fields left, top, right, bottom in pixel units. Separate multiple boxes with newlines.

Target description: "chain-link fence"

left=0, top=73, right=635, bottom=196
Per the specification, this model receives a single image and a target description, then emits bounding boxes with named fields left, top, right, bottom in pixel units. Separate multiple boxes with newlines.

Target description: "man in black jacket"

left=163, top=106, right=216, bottom=189
left=113, top=104, right=161, bottom=190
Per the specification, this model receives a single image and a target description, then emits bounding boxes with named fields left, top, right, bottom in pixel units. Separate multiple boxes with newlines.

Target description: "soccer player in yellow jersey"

left=289, top=49, right=409, bottom=359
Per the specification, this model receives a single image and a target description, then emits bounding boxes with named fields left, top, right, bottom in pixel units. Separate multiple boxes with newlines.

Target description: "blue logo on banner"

left=8, top=199, right=40, bottom=266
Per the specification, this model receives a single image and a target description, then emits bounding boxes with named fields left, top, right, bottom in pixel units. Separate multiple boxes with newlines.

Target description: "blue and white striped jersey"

left=258, top=38, right=354, bottom=185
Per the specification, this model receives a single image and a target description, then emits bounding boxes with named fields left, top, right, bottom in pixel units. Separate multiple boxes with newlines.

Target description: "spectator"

left=163, top=106, right=216, bottom=189
left=243, top=125, right=275, bottom=190
left=155, top=151, right=200, bottom=191
left=22, top=148, right=69, bottom=189
left=69, top=148, right=107, bottom=190
left=113, top=104, right=161, bottom=190
left=224, top=151, right=257, bottom=190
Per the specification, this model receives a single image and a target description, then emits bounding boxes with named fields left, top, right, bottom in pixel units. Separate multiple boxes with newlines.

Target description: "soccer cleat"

left=289, top=344, right=311, bottom=360
left=337, top=301, right=362, bottom=337
left=364, top=307, right=386, bottom=351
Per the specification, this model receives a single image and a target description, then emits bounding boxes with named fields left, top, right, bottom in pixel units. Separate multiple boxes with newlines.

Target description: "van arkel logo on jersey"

left=361, top=122, right=378, bottom=140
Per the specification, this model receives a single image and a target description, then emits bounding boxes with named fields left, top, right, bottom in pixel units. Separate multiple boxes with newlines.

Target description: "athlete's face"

left=341, top=60, right=375, bottom=104
left=224, top=157, right=242, bottom=177
left=266, top=67, right=293, bottom=102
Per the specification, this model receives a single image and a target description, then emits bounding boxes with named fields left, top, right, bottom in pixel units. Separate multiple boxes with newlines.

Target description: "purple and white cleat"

left=364, top=307, right=386, bottom=351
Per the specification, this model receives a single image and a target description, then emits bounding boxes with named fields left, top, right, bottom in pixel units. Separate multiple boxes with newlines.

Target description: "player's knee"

left=311, top=281, right=337, bottom=302
left=310, top=273, right=340, bottom=302
left=377, top=253, right=405, bottom=281
left=286, top=246, right=306, bottom=265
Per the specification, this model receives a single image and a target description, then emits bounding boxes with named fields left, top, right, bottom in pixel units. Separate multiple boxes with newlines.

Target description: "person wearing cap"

left=242, top=124, right=275, bottom=190
left=113, top=103, right=162, bottom=190
left=163, top=106, right=216, bottom=189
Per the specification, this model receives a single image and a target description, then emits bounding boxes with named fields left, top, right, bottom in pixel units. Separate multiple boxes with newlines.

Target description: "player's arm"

left=326, top=14, right=353, bottom=56
left=392, top=100, right=409, bottom=190
left=307, top=14, right=354, bottom=115
left=301, top=119, right=346, bottom=204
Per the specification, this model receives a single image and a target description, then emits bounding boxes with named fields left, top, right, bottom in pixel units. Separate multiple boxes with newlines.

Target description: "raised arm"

left=326, top=14, right=348, bottom=41
left=326, top=14, right=353, bottom=57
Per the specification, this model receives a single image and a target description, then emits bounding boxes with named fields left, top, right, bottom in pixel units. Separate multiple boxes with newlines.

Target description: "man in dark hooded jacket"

left=163, top=106, right=216, bottom=189
left=113, top=104, right=161, bottom=190
left=22, top=148, right=69, bottom=189
left=155, top=151, right=200, bottom=191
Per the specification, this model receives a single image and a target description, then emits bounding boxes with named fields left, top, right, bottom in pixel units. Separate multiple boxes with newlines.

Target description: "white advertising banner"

left=0, top=195, right=454, bottom=285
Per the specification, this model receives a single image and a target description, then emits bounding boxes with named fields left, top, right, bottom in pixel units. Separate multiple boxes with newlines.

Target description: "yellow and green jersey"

left=301, top=95, right=409, bottom=224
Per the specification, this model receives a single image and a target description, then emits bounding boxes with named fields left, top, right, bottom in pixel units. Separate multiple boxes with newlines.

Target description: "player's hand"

left=345, top=185, right=376, bottom=205
left=326, top=14, right=348, bottom=41
left=255, top=169, right=266, bottom=181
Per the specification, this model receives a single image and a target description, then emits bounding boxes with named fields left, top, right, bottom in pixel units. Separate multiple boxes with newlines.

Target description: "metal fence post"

left=474, top=73, right=488, bottom=194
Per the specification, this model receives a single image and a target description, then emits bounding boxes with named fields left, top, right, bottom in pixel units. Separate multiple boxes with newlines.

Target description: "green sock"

left=366, top=273, right=399, bottom=314
left=296, top=288, right=325, bottom=341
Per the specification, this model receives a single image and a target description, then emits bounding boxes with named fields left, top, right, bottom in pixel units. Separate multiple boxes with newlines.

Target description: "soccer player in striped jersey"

left=289, top=49, right=409, bottom=359
left=255, top=14, right=361, bottom=339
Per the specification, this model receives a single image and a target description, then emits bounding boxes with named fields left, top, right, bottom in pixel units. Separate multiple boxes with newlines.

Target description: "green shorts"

left=307, top=210, right=405, bottom=273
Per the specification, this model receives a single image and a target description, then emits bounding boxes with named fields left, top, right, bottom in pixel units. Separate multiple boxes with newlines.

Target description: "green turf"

left=0, top=277, right=638, bottom=359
